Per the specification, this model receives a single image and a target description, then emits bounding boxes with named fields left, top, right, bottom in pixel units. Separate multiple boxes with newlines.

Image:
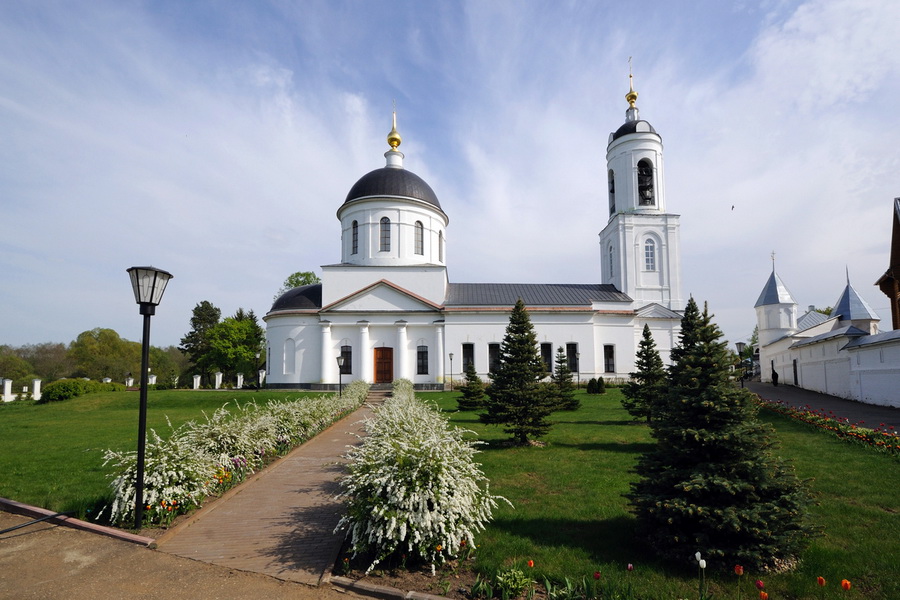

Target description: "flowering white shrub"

left=335, top=379, right=509, bottom=573
left=102, top=421, right=217, bottom=526
left=103, top=382, right=369, bottom=527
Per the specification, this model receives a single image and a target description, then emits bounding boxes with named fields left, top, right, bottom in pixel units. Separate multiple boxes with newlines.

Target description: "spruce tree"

left=480, top=299, right=555, bottom=444
left=457, top=361, right=486, bottom=411
left=628, top=298, right=814, bottom=570
left=621, top=324, right=666, bottom=422
left=549, top=346, right=579, bottom=410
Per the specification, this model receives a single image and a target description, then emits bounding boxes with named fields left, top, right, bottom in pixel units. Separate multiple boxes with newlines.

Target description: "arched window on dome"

left=608, top=170, right=616, bottom=216
left=644, top=238, right=656, bottom=271
left=414, top=221, right=424, bottom=255
left=351, top=221, right=359, bottom=255
left=439, top=231, right=444, bottom=262
left=380, top=217, right=391, bottom=252
left=637, top=159, right=655, bottom=206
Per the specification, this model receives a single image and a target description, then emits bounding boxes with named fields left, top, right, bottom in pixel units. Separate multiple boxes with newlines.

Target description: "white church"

left=264, top=80, right=684, bottom=389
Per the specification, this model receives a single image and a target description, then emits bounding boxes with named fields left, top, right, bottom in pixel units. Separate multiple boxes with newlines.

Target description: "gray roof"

left=270, top=284, right=322, bottom=311
left=344, top=167, right=441, bottom=209
left=832, top=282, right=880, bottom=321
left=611, top=119, right=658, bottom=142
left=842, top=328, right=900, bottom=350
left=754, top=270, right=797, bottom=307
left=797, top=309, right=830, bottom=332
left=790, top=325, right=868, bottom=349
left=445, top=283, right=631, bottom=307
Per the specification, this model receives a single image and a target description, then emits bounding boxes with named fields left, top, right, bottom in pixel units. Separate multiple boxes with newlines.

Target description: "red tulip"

left=841, top=579, right=851, bottom=591
left=593, top=571, right=601, bottom=580
left=817, top=576, right=826, bottom=587
left=527, top=560, right=534, bottom=568
left=755, top=580, right=765, bottom=590
left=734, top=565, right=744, bottom=576
left=759, top=592, right=768, bottom=600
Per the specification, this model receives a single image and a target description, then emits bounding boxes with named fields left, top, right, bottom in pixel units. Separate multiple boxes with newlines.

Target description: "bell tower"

left=599, top=74, right=682, bottom=310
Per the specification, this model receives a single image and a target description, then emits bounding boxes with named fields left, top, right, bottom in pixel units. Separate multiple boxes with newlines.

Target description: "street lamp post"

left=735, top=342, right=746, bottom=387
left=127, top=266, right=173, bottom=531
left=336, top=355, right=345, bottom=398
left=449, top=353, right=454, bottom=391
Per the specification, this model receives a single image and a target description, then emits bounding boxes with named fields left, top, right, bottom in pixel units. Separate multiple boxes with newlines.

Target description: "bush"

left=586, top=378, right=598, bottom=394
left=457, top=362, right=486, bottom=410
left=595, top=377, right=606, bottom=394
left=336, top=379, right=509, bottom=574
left=39, top=378, right=124, bottom=403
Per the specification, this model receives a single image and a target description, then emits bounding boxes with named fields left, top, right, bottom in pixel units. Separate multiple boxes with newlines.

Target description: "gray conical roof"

left=754, top=270, right=797, bottom=307
left=832, top=282, right=879, bottom=321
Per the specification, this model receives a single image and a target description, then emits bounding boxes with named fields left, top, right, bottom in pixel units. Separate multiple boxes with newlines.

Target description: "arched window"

left=637, top=159, right=655, bottom=206
left=351, top=221, right=358, bottom=255
left=644, top=238, right=656, bottom=271
left=608, top=245, right=614, bottom=279
left=608, top=170, right=616, bottom=216
left=438, top=231, right=444, bottom=262
left=380, top=217, right=391, bottom=252
left=414, top=221, right=424, bottom=255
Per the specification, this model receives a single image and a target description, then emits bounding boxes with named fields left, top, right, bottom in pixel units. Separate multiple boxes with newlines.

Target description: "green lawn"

left=425, top=389, right=899, bottom=600
left=2, top=387, right=897, bottom=599
left=0, top=389, right=327, bottom=518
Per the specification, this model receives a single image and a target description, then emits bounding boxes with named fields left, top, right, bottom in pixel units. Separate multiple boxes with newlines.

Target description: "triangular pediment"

left=635, top=302, right=682, bottom=319
left=321, top=279, right=442, bottom=313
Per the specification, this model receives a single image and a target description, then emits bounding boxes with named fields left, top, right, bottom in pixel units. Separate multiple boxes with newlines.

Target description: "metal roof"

left=270, top=284, right=323, bottom=311
left=344, top=167, right=442, bottom=209
left=754, top=270, right=797, bottom=307
left=842, top=328, right=900, bottom=350
left=832, top=282, right=880, bottom=321
left=445, top=283, right=631, bottom=307
left=790, top=325, right=868, bottom=349
left=797, top=309, right=830, bottom=332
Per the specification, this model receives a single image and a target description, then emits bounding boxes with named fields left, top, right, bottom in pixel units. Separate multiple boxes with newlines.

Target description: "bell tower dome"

left=598, top=73, right=682, bottom=310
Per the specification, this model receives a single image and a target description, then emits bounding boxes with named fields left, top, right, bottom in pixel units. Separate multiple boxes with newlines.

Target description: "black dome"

left=270, top=284, right=322, bottom=312
left=344, top=167, right=441, bottom=208
left=610, top=119, right=658, bottom=142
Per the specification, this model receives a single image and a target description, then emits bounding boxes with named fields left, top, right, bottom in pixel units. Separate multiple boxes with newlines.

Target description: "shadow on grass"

left=489, top=515, right=642, bottom=563
left=551, top=419, right=636, bottom=426
left=549, top=441, right=655, bottom=454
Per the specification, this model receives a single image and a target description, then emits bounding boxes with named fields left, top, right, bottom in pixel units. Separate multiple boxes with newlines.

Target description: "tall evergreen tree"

left=457, top=361, right=486, bottom=411
left=480, top=299, right=555, bottom=444
left=549, top=346, right=578, bottom=410
left=179, top=301, right=221, bottom=384
left=621, top=324, right=666, bottom=422
left=628, top=298, right=814, bottom=570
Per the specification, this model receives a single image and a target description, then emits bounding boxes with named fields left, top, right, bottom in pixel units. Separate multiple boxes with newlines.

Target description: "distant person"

left=772, top=370, right=779, bottom=387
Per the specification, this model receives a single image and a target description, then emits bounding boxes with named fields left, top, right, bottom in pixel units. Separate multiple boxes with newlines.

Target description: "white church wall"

left=321, top=265, right=447, bottom=306
left=338, top=199, right=447, bottom=267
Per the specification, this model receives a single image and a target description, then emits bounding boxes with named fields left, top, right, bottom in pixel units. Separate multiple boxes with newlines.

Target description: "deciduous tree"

left=274, top=271, right=321, bottom=300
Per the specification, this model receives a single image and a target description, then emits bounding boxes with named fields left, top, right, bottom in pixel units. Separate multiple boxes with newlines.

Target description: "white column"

left=396, top=321, right=409, bottom=381
left=214, top=372, right=223, bottom=389
left=32, top=379, right=42, bottom=402
left=148, top=374, right=157, bottom=385
left=192, top=374, right=201, bottom=390
left=320, top=321, right=333, bottom=384
left=2, top=379, right=12, bottom=402
left=435, top=321, right=445, bottom=384
left=258, top=369, right=266, bottom=388
left=359, top=321, right=371, bottom=383
left=236, top=373, right=244, bottom=389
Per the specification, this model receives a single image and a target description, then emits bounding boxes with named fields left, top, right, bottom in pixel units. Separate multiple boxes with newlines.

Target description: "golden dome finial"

left=625, top=57, right=638, bottom=108
left=387, top=107, right=401, bottom=150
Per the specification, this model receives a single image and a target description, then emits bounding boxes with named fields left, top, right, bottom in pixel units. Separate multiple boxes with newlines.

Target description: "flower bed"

left=101, top=380, right=369, bottom=527
left=754, top=395, right=900, bottom=456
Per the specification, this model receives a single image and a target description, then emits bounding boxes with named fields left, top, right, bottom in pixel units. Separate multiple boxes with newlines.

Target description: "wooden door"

left=374, top=347, right=393, bottom=383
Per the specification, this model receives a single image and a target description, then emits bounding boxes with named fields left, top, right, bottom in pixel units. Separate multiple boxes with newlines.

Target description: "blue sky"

left=1, top=0, right=898, bottom=351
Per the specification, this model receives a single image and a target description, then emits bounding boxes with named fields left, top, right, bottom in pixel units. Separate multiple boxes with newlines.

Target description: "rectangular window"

left=351, top=221, right=359, bottom=254
left=604, top=345, right=615, bottom=373
left=566, top=343, right=578, bottom=373
left=340, top=345, right=352, bottom=374
left=417, top=345, right=428, bottom=375
left=488, top=343, right=501, bottom=373
left=540, top=343, right=553, bottom=373
left=462, top=343, right=475, bottom=370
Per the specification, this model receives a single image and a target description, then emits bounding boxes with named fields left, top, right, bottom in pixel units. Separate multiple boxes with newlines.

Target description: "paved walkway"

left=155, top=398, right=378, bottom=586
left=746, top=381, right=900, bottom=430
